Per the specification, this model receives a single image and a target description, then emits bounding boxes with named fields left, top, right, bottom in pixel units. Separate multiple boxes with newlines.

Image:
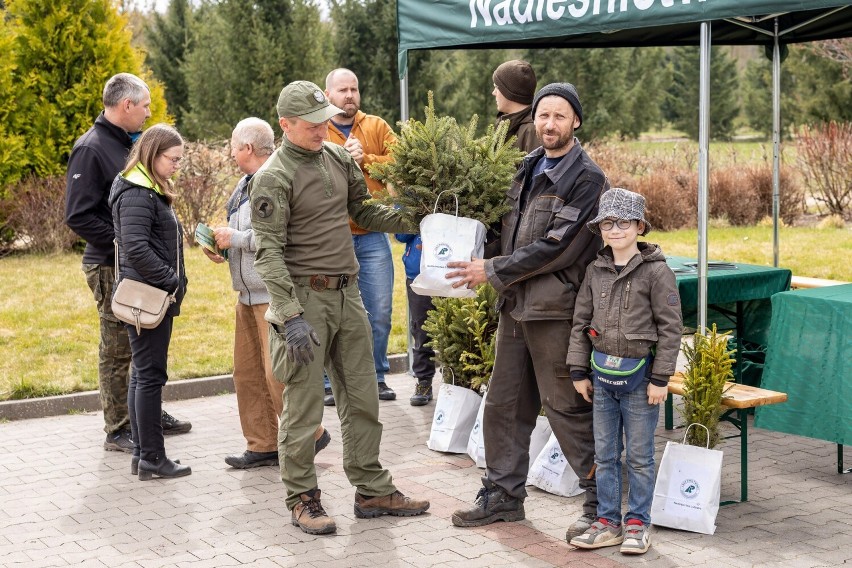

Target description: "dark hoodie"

left=496, top=106, right=539, bottom=154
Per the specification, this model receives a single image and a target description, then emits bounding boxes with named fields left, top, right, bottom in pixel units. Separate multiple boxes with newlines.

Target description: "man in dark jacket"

left=65, top=73, right=191, bottom=453
left=446, top=83, right=608, bottom=543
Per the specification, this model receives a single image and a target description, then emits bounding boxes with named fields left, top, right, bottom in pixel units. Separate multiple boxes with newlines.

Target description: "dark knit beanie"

left=492, top=60, right=537, bottom=105
left=532, top=83, right=583, bottom=129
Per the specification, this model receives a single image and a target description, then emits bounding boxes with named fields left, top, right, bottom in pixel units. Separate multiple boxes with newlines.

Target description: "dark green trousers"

left=270, top=281, right=396, bottom=509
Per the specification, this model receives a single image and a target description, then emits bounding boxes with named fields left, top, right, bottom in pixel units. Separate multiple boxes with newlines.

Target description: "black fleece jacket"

left=65, top=113, right=133, bottom=265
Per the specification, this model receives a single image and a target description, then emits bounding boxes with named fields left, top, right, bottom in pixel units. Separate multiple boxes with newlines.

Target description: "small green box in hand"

left=194, top=222, right=228, bottom=260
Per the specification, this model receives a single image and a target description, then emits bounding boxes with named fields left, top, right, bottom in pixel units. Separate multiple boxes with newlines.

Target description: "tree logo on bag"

left=548, top=448, right=562, bottom=464
left=434, top=243, right=453, bottom=260
left=435, top=409, right=445, bottom=425
left=680, top=479, right=700, bottom=499
left=472, top=420, right=480, bottom=434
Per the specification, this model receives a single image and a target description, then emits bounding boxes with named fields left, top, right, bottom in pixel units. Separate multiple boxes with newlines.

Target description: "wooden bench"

left=664, top=372, right=788, bottom=504
left=790, top=275, right=849, bottom=289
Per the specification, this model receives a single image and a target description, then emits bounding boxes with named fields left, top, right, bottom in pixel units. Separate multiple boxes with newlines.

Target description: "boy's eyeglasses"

left=599, top=219, right=635, bottom=231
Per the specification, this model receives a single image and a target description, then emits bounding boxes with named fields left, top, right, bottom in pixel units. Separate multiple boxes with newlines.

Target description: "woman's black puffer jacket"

left=108, top=173, right=187, bottom=316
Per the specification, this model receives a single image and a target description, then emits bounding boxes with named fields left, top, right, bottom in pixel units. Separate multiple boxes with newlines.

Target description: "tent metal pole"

left=697, top=21, right=711, bottom=334
left=400, top=72, right=413, bottom=374
left=400, top=73, right=410, bottom=122
left=772, top=19, right=781, bottom=268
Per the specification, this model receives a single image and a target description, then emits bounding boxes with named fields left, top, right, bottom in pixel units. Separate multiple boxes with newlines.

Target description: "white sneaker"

left=620, top=520, right=651, bottom=555
left=570, top=519, right=624, bottom=549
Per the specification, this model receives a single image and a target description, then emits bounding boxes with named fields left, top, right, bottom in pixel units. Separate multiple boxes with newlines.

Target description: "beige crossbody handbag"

left=111, top=212, right=179, bottom=334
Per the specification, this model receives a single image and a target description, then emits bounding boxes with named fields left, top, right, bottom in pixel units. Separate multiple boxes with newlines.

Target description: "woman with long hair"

left=109, top=123, right=190, bottom=480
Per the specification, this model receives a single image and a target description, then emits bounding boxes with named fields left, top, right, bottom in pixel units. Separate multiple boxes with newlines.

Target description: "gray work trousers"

left=483, top=308, right=598, bottom=516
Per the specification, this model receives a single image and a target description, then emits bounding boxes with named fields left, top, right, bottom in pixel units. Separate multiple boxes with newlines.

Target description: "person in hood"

left=109, top=123, right=190, bottom=481
left=492, top=60, right=540, bottom=154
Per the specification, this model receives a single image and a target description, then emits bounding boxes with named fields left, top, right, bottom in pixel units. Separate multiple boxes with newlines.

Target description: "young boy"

left=566, top=187, right=682, bottom=555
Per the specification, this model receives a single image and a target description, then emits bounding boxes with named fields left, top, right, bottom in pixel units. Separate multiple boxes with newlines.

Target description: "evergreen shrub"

left=422, top=284, right=498, bottom=392
left=679, top=324, right=735, bottom=448
left=369, top=92, right=523, bottom=225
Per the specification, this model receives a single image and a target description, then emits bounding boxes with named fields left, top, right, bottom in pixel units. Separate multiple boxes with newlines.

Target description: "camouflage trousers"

left=83, top=264, right=131, bottom=434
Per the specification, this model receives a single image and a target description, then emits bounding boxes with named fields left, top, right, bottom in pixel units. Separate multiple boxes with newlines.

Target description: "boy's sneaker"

left=570, top=518, right=624, bottom=549
left=409, top=382, right=433, bottom=406
left=565, top=512, right=597, bottom=541
left=620, top=519, right=651, bottom=555
left=104, top=428, right=134, bottom=453
left=451, top=478, right=525, bottom=527
left=161, top=410, right=192, bottom=435
left=323, top=387, right=335, bottom=406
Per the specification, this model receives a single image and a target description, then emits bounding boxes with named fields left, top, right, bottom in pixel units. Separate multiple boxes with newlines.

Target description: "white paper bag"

left=410, top=192, right=486, bottom=298
left=526, top=415, right=553, bottom=484
left=466, top=390, right=488, bottom=468
left=651, top=424, right=723, bottom=535
left=427, top=383, right=482, bottom=453
left=527, top=432, right=583, bottom=497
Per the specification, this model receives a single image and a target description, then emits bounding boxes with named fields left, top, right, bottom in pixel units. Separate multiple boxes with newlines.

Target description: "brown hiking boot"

left=354, top=490, right=430, bottom=518
left=451, top=477, right=525, bottom=527
left=291, top=489, right=336, bottom=535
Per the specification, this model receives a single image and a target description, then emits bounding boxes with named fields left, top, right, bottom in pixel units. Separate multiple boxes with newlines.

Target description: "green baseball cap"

left=276, top=80, right=342, bottom=123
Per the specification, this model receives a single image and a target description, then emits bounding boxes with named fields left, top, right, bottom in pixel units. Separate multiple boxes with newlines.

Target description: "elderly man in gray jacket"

left=203, top=117, right=330, bottom=469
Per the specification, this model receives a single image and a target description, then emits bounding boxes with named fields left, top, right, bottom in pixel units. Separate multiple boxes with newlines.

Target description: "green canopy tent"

left=396, top=0, right=852, bottom=332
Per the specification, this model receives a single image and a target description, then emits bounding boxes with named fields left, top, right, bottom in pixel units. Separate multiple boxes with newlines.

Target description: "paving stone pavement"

left=1, top=373, right=850, bottom=567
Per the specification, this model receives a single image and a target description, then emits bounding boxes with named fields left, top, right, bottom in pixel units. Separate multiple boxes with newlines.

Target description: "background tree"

left=786, top=43, right=852, bottom=124
left=741, top=52, right=798, bottom=138
left=3, top=0, right=168, bottom=181
left=665, top=46, right=740, bottom=140
left=145, top=0, right=193, bottom=131
left=523, top=47, right=667, bottom=141
left=0, top=13, right=26, bottom=191
left=328, top=0, right=399, bottom=122
left=182, top=0, right=332, bottom=140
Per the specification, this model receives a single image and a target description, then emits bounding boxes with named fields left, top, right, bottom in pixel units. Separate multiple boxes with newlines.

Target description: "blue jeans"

left=352, top=231, right=393, bottom=383
left=593, top=378, right=659, bottom=526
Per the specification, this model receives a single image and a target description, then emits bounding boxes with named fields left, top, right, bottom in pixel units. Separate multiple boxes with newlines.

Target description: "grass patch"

left=2, top=226, right=848, bottom=400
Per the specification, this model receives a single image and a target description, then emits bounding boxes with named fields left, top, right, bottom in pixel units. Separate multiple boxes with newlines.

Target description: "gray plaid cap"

left=588, top=187, right=652, bottom=236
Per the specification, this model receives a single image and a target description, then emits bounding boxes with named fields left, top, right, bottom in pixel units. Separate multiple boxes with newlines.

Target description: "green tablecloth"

left=667, top=256, right=792, bottom=345
left=755, top=284, right=852, bottom=446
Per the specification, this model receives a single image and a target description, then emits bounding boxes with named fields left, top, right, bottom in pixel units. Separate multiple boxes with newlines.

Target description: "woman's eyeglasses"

left=599, top=219, right=635, bottom=231
left=161, top=155, right=183, bottom=164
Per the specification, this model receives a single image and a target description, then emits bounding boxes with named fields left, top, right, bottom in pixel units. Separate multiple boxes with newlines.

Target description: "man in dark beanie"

left=492, top=60, right=539, bottom=153
left=447, top=82, right=607, bottom=543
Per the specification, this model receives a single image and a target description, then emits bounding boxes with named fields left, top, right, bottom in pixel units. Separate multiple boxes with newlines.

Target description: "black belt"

left=294, top=274, right=353, bottom=291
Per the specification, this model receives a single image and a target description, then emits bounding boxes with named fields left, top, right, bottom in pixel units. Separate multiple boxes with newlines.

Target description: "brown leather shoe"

left=291, top=489, right=336, bottom=535
left=354, top=490, right=430, bottom=518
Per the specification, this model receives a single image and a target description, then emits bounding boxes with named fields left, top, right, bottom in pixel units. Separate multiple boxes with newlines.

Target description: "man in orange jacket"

left=324, top=68, right=398, bottom=403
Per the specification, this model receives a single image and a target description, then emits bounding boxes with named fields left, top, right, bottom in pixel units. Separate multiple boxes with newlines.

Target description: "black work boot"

left=451, top=477, right=525, bottom=527
left=409, top=381, right=433, bottom=406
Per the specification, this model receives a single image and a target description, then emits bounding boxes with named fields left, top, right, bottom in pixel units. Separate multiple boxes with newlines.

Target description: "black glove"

left=283, top=316, right=320, bottom=366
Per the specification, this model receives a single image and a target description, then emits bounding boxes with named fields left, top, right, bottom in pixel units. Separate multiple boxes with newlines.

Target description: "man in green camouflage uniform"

left=250, top=80, right=430, bottom=536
